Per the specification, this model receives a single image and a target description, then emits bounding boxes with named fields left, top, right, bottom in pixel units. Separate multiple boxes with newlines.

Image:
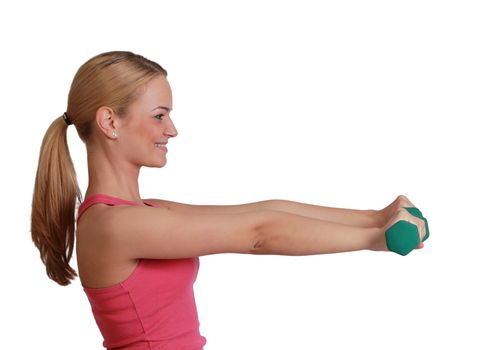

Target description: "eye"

left=154, top=114, right=164, bottom=120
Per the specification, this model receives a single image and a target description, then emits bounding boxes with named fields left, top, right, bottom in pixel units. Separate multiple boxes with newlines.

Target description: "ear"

left=95, top=106, right=118, bottom=139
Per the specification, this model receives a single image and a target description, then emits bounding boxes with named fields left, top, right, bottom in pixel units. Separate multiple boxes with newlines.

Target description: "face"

left=115, top=74, right=177, bottom=168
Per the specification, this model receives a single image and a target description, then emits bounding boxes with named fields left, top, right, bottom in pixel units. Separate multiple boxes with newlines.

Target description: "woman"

left=30, top=50, right=426, bottom=350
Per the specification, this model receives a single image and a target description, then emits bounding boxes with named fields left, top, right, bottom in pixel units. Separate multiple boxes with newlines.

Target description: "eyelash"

left=154, top=114, right=164, bottom=120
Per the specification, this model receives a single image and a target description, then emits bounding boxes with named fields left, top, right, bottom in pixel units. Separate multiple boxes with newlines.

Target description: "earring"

left=112, top=131, right=117, bottom=137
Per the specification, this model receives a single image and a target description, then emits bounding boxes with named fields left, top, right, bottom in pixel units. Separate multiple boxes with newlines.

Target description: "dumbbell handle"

left=385, top=207, right=430, bottom=256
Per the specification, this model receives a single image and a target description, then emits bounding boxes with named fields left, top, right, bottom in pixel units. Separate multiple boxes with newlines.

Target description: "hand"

left=376, top=195, right=425, bottom=249
left=371, top=204, right=428, bottom=252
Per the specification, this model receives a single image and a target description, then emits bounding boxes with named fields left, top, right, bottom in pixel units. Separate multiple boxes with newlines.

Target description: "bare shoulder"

left=76, top=201, right=142, bottom=236
left=76, top=203, right=139, bottom=288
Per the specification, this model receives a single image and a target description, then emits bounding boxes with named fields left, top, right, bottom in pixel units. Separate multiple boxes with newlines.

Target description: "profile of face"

left=106, top=74, right=178, bottom=168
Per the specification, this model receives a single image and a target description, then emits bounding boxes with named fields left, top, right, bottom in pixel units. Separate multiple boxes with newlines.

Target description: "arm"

left=105, top=205, right=382, bottom=260
left=150, top=198, right=379, bottom=228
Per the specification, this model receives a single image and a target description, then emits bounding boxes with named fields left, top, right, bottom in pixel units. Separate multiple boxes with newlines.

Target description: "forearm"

left=264, top=199, right=379, bottom=228
left=254, top=210, right=381, bottom=256
left=159, top=198, right=381, bottom=228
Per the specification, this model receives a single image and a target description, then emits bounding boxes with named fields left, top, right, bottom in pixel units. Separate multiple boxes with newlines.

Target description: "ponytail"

left=31, top=115, right=82, bottom=286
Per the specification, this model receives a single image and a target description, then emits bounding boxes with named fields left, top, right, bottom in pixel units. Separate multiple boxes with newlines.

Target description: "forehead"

left=131, top=75, right=173, bottom=111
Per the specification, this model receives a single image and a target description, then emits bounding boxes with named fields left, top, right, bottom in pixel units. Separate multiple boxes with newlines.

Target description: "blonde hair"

left=30, top=51, right=168, bottom=286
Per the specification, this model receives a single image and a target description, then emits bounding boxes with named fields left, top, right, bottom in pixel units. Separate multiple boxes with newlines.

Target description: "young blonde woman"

left=30, top=50, right=427, bottom=350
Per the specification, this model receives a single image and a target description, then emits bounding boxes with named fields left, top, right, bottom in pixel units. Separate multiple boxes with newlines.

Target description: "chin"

left=152, top=159, right=167, bottom=168
left=143, top=155, right=167, bottom=168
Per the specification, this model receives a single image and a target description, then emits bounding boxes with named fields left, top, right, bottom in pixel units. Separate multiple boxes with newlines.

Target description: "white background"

left=1, top=0, right=482, bottom=349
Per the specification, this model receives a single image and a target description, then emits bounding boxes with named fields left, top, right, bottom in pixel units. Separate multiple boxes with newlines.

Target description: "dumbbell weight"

left=385, top=207, right=430, bottom=256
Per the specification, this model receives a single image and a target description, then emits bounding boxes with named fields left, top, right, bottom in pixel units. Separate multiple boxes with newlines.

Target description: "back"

left=76, top=194, right=207, bottom=350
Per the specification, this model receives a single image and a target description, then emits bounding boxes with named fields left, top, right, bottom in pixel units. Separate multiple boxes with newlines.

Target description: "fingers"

left=401, top=212, right=425, bottom=242
left=396, top=196, right=426, bottom=243
left=381, top=195, right=416, bottom=225
left=396, top=194, right=416, bottom=209
left=395, top=207, right=426, bottom=245
left=416, top=218, right=426, bottom=244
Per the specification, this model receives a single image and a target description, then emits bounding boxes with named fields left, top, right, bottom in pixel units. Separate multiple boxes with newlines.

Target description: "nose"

left=163, top=115, right=178, bottom=138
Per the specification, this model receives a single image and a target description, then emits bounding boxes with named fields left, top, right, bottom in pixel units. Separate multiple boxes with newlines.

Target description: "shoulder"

left=76, top=204, right=140, bottom=286
left=76, top=202, right=172, bottom=262
left=76, top=201, right=160, bottom=242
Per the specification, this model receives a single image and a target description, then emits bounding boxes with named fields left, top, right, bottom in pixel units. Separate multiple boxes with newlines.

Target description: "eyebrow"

left=151, top=106, right=172, bottom=112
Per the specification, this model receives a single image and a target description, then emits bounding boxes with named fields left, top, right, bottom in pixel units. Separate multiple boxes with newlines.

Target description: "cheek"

left=133, top=125, right=156, bottom=143
left=122, top=124, right=158, bottom=152
left=144, top=123, right=158, bottom=137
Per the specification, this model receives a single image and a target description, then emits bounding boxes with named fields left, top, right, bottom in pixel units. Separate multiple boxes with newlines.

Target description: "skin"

left=76, top=75, right=425, bottom=288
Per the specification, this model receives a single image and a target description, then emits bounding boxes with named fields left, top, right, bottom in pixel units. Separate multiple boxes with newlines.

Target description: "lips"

left=155, top=142, right=167, bottom=149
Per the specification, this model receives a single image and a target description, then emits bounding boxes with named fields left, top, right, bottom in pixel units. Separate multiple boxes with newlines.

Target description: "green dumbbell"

left=385, top=207, right=430, bottom=256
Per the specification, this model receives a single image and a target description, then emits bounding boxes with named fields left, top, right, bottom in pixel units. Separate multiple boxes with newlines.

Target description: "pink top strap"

left=76, top=193, right=158, bottom=225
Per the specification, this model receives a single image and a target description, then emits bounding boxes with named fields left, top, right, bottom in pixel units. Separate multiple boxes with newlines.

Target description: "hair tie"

left=62, top=112, right=73, bottom=126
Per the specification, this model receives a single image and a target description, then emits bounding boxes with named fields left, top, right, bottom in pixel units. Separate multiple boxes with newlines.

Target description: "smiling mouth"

left=155, top=143, right=167, bottom=149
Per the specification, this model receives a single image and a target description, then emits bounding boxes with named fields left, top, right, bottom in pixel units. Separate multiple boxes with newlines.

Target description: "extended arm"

left=106, top=196, right=418, bottom=259
left=106, top=205, right=384, bottom=260
left=152, top=198, right=379, bottom=228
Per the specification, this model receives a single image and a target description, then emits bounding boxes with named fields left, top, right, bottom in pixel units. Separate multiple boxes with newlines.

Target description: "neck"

left=85, top=145, right=143, bottom=204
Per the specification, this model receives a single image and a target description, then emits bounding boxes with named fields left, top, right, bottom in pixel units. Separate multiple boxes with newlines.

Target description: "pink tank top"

left=76, top=194, right=207, bottom=350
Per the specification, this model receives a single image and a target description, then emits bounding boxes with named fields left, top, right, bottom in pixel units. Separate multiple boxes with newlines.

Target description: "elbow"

left=248, top=209, right=279, bottom=254
left=249, top=233, right=265, bottom=254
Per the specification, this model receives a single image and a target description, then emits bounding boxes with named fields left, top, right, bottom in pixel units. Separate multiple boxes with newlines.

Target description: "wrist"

left=369, top=209, right=385, bottom=228
left=366, top=226, right=387, bottom=251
